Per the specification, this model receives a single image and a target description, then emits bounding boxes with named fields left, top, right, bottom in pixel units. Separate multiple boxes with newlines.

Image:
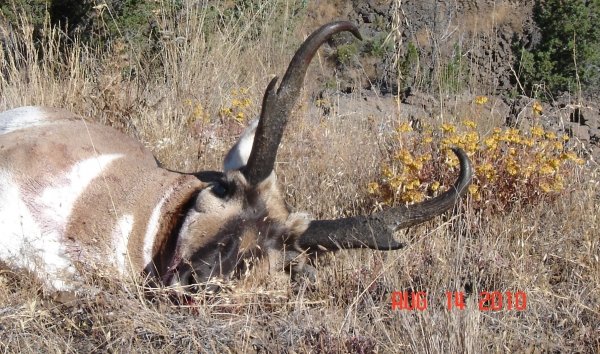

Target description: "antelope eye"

left=211, top=181, right=229, bottom=198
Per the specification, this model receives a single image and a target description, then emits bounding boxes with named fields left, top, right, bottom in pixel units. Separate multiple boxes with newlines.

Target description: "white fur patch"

left=0, top=106, right=49, bottom=135
left=39, top=154, right=123, bottom=225
left=0, top=171, right=75, bottom=290
left=0, top=153, right=122, bottom=290
left=112, top=214, right=134, bottom=274
left=143, top=189, right=173, bottom=266
left=223, top=119, right=258, bottom=171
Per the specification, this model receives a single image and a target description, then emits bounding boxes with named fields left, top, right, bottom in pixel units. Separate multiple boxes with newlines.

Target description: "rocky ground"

left=302, top=0, right=600, bottom=161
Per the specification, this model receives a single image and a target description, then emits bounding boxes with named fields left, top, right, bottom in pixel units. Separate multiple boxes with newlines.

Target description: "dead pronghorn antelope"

left=0, top=22, right=472, bottom=292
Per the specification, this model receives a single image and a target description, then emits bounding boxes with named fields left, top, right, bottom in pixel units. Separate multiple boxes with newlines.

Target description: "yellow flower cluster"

left=368, top=118, right=584, bottom=213
left=219, top=88, right=252, bottom=124
left=184, top=99, right=210, bottom=125
left=474, top=96, right=488, bottom=105
left=396, top=122, right=413, bottom=133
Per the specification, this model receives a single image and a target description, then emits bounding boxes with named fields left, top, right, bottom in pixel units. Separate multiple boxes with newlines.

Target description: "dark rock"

left=589, top=128, right=600, bottom=145
left=506, top=96, right=537, bottom=127
left=570, top=108, right=588, bottom=125
left=402, top=90, right=438, bottom=115
left=567, top=123, right=591, bottom=142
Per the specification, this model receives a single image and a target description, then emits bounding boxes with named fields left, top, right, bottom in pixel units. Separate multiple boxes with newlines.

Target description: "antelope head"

left=160, top=21, right=473, bottom=290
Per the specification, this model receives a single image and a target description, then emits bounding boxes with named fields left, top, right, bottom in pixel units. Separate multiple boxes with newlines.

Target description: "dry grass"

left=1, top=1, right=599, bottom=353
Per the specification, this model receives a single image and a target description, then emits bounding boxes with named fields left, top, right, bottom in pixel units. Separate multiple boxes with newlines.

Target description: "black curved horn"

left=244, top=21, right=362, bottom=185
left=296, top=148, right=473, bottom=251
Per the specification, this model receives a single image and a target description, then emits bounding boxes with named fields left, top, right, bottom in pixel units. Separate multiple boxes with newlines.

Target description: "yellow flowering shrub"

left=184, top=88, right=255, bottom=139
left=219, top=87, right=253, bottom=124
left=369, top=119, right=584, bottom=213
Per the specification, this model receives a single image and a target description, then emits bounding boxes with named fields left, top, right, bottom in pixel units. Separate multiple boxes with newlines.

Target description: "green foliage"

left=398, top=41, right=467, bottom=94
left=0, top=0, right=161, bottom=46
left=516, top=0, right=600, bottom=96
left=85, top=0, right=165, bottom=48
left=439, top=42, right=468, bottom=94
left=1, top=0, right=47, bottom=24
left=335, top=43, right=359, bottom=66
left=398, top=41, right=419, bottom=88
left=365, top=33, right=393, bottom=58
left=1, top=0, right=51, bottom=39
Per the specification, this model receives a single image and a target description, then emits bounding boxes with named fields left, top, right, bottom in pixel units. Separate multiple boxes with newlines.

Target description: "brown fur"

left=1, top=108, right=205, bottom=284
left=1, top=107, right=310, bottom=290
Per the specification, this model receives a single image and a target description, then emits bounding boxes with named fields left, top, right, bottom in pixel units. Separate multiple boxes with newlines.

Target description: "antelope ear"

left=223, top=119, right=259, bottom=172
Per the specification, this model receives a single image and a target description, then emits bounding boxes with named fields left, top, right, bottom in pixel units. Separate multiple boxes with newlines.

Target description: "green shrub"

left=398, top=41, right=419, bottom=87
left=0, top=0, right=161, bottom=46
left=335, top=43, right=359, bottom=66
left=1, top=0, right=52, bottom=40
left=438, top=42, right=468, bottom=94
left=516, top=0, right=600, bottom=97
left=365, top=33, right=393, bottom=58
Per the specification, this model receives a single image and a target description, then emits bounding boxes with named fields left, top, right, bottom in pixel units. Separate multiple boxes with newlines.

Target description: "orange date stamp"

left=391, top=291, right=527, bottom=311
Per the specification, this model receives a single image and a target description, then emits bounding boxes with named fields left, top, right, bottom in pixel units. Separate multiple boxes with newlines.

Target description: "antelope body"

left=0, top=22, right=473, bottom=292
